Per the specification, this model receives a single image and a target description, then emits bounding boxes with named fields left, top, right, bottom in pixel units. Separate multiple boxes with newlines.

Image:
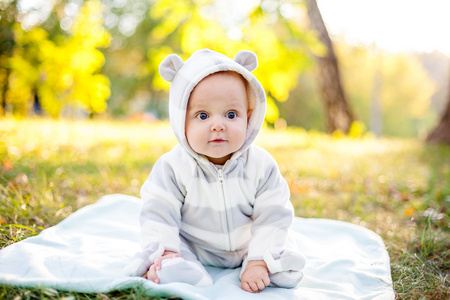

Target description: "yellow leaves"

left=265, top=97, right=279, bottom=124
left=404, top=207, right=415, bottom=217
left=71, top=0, right=111, bottom=48
left=152, top=13, right=184, bottom=41
left=179, top=8, right=232, bottom=55
left=348, top=121, right=367, bottom=138
left=13, top=23, right=48, bottom=45
left=90, top=75, right=110, bottom=113
left=70, top=49, right=105, bottom=73
left=39, top=87, right=62, bottom=118
left=6, top=0, right=111, bottom=117
left=151, top=0, right=195, bottom=21
left=62, top=73, right=74, bottom=88
left=268, top=72, right=294, bottom=101
left=4, top=73, right=33, bottom=116
left=6, top=0, right=313, bottom=121
left=150, top=0, right=193, bottom=41
left=69, top=73, right=110, bottom=113
left=59, top=1, right=111, bottom=115
left=147, top=46, right=174, bottom=91
left=144, top=0, right=310, bottom=124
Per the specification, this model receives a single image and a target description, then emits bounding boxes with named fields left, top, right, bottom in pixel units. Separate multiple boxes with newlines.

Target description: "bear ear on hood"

left=234, top=50, right=258, bottom=72
left=159, top=54, right=184, bottom=82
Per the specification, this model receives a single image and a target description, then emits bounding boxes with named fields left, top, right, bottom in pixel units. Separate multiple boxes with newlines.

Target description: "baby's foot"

left=156, top=257, right=213, bottom=287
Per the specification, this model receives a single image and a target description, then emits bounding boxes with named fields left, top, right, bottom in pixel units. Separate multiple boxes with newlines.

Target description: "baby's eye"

left=196, top=112, right=208, bottom=120
left=226, top=111, right=237, bottom=119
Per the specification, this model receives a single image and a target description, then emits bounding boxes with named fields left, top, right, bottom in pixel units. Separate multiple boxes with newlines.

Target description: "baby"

left=124, top=49, right=305, bottom=293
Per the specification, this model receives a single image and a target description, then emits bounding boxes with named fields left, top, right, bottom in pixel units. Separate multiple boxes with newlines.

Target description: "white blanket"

left=0, top=194, right=394, bottom=299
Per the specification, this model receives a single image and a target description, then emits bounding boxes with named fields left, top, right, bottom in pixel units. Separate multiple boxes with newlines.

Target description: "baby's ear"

left=247, top=109, right=253, bottom=123
left=234, top=51, right=258, bottom=72
left=159, top=54, right=184, bottom=82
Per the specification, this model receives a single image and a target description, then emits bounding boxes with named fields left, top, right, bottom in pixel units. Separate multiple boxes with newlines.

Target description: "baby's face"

left=185, top=72, right=250, bottom=165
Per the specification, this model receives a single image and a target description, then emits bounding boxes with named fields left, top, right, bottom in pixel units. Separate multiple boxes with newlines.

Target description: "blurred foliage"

left=338, top=43, right=437, bottom=138
left=103, top=0, right=316, bottom=123
left=0, top=0, right=316, bottom=122
left=1, top=0, right=110, bottom=117
left=279, top=41, right=439, bottom=137
left=0, top=0, right=445, bottom=137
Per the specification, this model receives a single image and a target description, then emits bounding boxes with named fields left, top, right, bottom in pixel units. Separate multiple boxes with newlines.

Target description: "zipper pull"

left=218, top=169, right=224, bottom=183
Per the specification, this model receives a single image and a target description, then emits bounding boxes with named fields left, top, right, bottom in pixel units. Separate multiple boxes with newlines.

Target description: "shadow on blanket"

left=0, top=194, right=394, bottom=300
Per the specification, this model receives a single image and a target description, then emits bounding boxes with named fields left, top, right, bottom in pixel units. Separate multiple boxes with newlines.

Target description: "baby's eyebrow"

left=186, top=103, right=204, bottom=111
left=189, top=108, right=208, bottom=116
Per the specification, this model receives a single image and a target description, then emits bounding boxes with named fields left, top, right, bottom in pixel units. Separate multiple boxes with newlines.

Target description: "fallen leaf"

left=3, top=160, right=13, bottom=170
left=404, top=207, right=415, bottom=217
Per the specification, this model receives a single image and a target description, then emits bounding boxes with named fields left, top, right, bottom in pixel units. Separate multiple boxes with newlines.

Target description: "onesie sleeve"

left=243, top=153, right=305, bottom=276
left=123, top=153, right=185, bottom=276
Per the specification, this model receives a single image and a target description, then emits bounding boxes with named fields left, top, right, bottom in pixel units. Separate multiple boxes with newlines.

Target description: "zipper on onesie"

left=217, top=168, right=233, bottom=251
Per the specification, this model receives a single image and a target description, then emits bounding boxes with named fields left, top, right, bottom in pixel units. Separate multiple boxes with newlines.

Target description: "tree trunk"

left=427, top=64, right=450, bottom=144
left=0, top=1, right=18, bottom=116
left=32, top=90, right=42, bottom=115
left=0, top=68, right=9, bottom=115
left=305, top=0, right=354, bottom=133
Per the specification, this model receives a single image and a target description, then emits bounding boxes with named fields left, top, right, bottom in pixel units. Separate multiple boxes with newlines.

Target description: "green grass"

left=1, top=118, right=449, bottom=299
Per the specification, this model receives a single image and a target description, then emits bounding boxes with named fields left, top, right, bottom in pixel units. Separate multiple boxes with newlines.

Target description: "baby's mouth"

left=210, top=139, right=226, bottom=143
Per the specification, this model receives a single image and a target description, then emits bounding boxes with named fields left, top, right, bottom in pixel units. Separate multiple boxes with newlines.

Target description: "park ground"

left=0, top=118, right=449, bottom=299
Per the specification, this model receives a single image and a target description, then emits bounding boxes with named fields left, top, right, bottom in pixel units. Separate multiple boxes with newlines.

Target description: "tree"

left=427, top=62, right=450, bottom=144
left=141, top=0, right=314, bottom=124
left=279, top=42, right=437, bottom=137
left=1, top=0, right=316, bottom=121
left=0, top=0, right=18, bottom=115
left=304, top=0, right=354, bottom=133
left=1, top=0, right=110, bottom=117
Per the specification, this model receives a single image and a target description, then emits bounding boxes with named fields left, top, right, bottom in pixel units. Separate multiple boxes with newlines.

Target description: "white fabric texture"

left=0, top=194, right=395, bottom=300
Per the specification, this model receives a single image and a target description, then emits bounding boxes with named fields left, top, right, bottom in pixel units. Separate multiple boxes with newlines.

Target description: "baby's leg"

left=269, top=262, right=304, bottom=288
left=267, top=237, right=306, bottom=288
left=156, top=239, right=213, bottom=287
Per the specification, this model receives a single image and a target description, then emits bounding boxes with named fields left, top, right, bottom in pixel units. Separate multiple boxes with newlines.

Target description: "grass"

left=0, top=118, right=449, bottom=299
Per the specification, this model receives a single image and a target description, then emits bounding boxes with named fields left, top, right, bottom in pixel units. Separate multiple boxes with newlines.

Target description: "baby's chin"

left=205, top=154, right=233, bottom=165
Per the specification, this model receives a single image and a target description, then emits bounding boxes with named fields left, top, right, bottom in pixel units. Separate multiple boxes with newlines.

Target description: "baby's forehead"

left=200, top=71, right=246, bottom=84
left=189, top=71, right=249, bottom=100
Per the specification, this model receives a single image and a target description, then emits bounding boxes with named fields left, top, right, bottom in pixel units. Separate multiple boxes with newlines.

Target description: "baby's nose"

left=211, top=117, right=225, bottom=131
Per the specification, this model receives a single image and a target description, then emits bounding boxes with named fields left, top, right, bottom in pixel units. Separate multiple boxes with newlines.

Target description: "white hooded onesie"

left=124, top=49, right=306, bottom=288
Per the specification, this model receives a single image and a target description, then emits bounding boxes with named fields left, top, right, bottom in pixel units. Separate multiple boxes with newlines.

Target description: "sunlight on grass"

left=0, top=118, right=449, bottom=299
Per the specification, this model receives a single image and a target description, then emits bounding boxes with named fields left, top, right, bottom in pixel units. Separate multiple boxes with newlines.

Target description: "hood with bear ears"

left=159, top=49, right=266, bottom=164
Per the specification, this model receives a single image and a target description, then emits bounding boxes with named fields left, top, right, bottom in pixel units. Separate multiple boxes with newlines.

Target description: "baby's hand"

left=241, top=260, right=270, bottom=293
left=144, top=250, right=180, bottom=284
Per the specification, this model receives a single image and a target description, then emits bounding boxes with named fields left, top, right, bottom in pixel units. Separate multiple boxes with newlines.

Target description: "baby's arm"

left=144, top=250, right=180, bottom=284
left=137, top=153, right=185, bottom=280
left=241, top=260, right=270, bottom=293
